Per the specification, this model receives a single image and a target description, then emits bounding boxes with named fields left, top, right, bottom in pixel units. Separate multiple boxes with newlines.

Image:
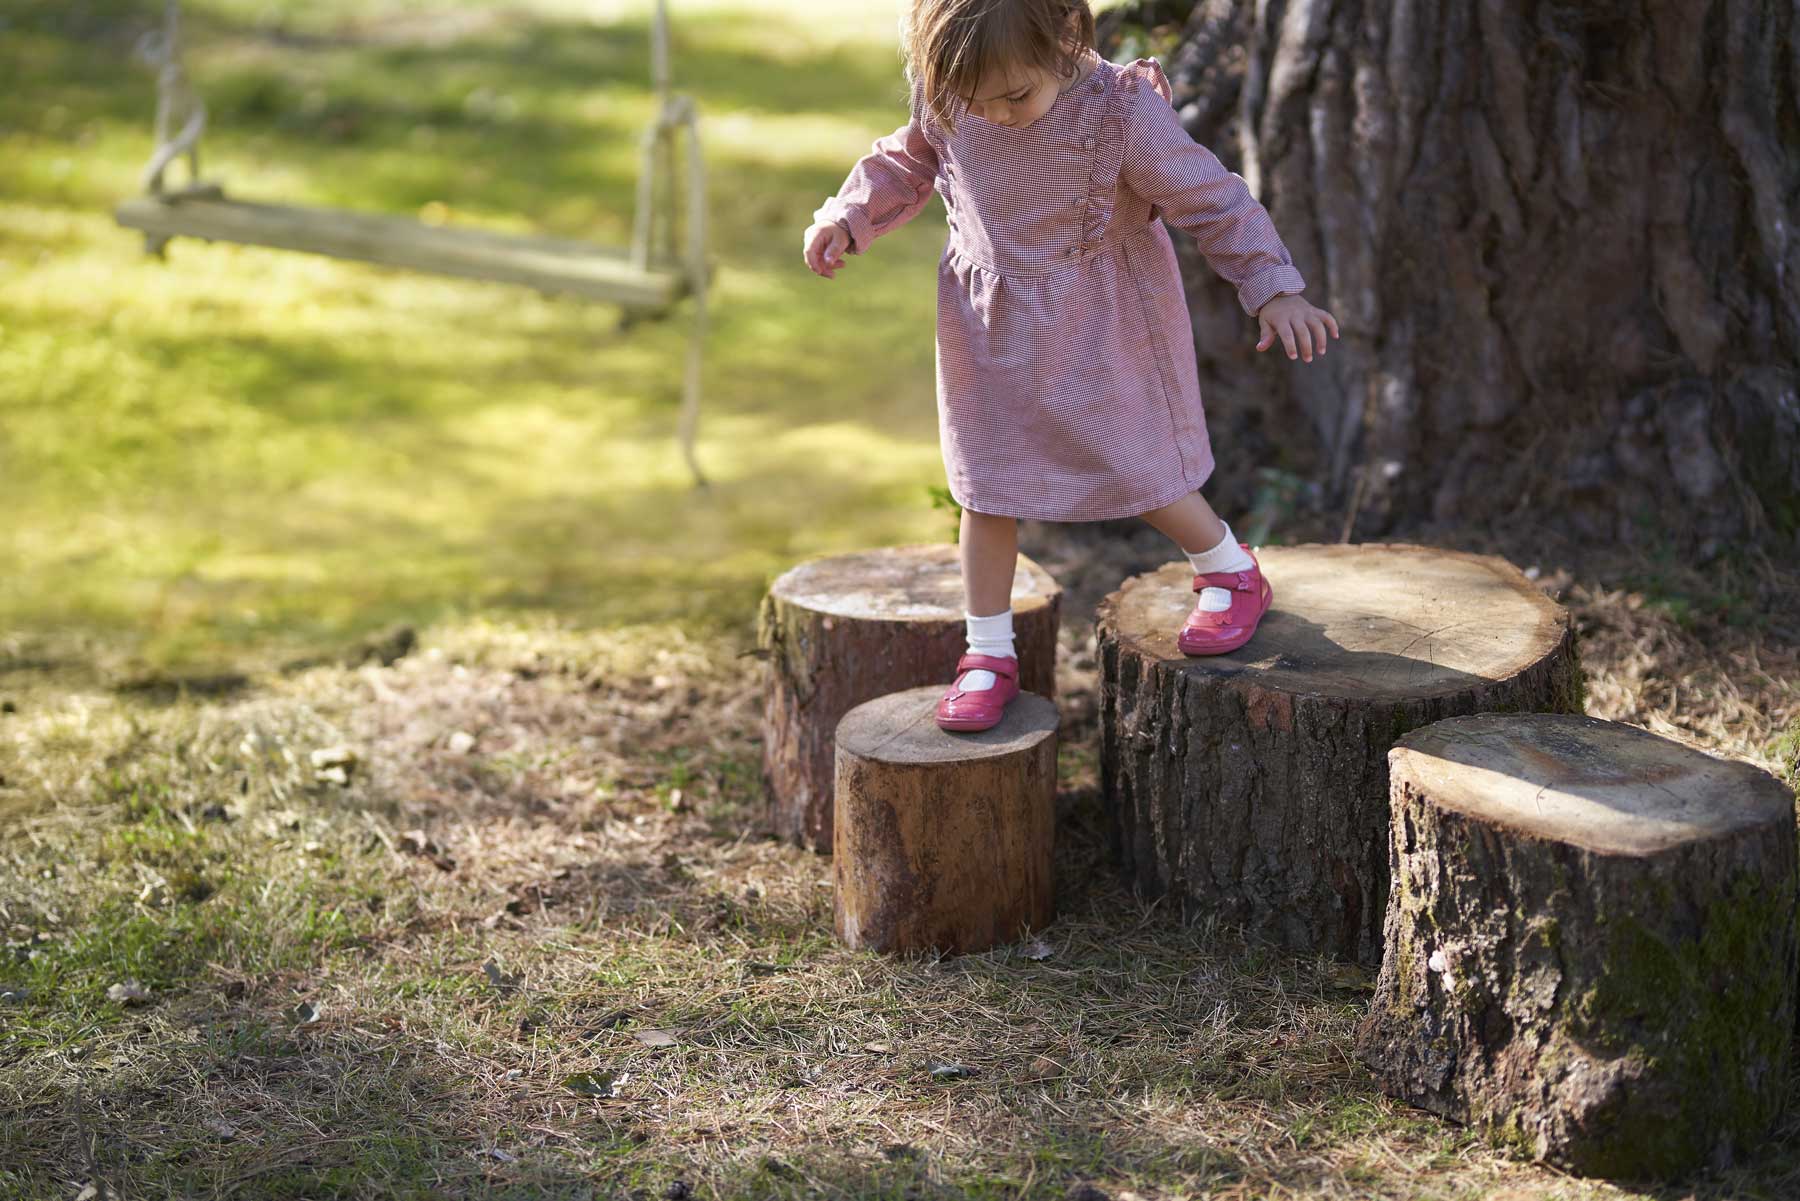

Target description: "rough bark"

left=1132, top=0, right=1800, bottom=551
left=758, top=544, right=1061, bottom=853
left=833, top=685, right=1059, bottom=955
left=1356, top=713, right=1798, bottom=1180
left=1097, top=543, right=1582, bottom=964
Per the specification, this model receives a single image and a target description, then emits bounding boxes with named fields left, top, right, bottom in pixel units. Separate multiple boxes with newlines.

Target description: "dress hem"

left=949, top=455, right=1217, bottom=522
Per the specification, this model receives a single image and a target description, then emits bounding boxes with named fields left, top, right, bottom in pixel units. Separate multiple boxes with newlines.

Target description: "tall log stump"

left=760, top=544, right=1060, bottom=853
left=833, top=685, right=1058, bottom=955
left=1357, top=714, right=1798, bottom=1179
left=1097, top=543, right=1581, bottom=964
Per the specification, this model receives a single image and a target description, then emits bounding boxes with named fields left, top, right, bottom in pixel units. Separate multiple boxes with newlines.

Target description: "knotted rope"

left=136, top=0, right=206, bottom=196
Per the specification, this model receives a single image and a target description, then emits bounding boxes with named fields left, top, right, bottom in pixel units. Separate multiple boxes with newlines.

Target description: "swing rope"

left=122, top=0, right=710, bottom=487
left=136, top=0, right=206, bottom=201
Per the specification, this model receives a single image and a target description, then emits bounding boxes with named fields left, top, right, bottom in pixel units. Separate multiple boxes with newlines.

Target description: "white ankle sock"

left=1185, top=524, right=1255, bottom=613
left=959, top=608, right=1015, bottom=691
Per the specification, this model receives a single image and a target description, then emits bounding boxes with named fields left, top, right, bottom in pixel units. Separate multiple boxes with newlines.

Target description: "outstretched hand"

left=802, top=220, right=851, bottom=279
left=1256, top=294, right=1340, bottom=362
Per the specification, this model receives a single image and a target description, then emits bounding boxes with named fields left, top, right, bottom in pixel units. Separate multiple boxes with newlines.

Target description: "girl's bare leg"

left=1137, top=489, right=1227, bottom=552
left=956, top=507, right=1019, bottom=690
left=960, top=507, right=1018, bottom=615
left=1137, top=490, right=1254, bottom=612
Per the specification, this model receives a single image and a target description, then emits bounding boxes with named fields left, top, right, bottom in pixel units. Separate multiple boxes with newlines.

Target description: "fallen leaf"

left=863, top=1042, right=892, bottom=1054
left=563, top=1069, right=627, bottom=1097
left=928, top=1061, right=976, bottom=1080
left=483, top=960, right=522, bottom=994
left=632, top=1028, right=678, bottom=1048
left=105, top=980, right=150, bottom=1006
left=309, top=745, right=359, bottom=769
left=478, top=1147, right=517, bottom=1162
left=291, top=1000, right=321, bottom=1025
left=203, top=1118, right=238, bottom=1141
left=399, top=829, right=438, bottom=856
left=397, top=830, right=456, bottom=871
left=447, top=730, right=476, bottom=755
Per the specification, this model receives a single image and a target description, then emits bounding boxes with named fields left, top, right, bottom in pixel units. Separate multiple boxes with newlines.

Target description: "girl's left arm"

left=1119, top=71, right=1308, bottom=318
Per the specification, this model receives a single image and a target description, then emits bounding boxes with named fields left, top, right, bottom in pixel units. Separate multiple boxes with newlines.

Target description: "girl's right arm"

left=805, top=86, right=940, bottom=277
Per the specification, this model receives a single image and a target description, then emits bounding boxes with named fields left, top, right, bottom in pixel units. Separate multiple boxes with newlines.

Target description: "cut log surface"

left=833, top=686, right=1058, bottom=955
left=1098, top=543, right=1581, bottom=964
left=1357, top=713, right=1798, bottom=1179
left=760, top=545, right=1061, bottom=853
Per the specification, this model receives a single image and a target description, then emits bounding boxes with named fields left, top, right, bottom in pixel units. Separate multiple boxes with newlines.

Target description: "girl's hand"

left=802, top=220, right=852, bottom=279
left=1256, top=294, right=1340, bottom=362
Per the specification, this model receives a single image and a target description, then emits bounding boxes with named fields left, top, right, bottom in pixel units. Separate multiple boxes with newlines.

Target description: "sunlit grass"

left=1, top=0, right=948, bottom=672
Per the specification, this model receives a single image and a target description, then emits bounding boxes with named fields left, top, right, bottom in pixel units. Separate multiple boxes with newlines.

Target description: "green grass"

left=1, top=0, right=948, bottom=675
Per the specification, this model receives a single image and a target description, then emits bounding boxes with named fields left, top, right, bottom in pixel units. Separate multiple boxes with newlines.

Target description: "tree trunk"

left=1357, top=713, right=1798, bottom=1179
left=1097, top=543, right=1582, bottom=964
left=758, top=544, right=1061, bottom=853
left=833, top=685, right=1059, bottom=955
left=1134, top=0, right=1799, bottom=551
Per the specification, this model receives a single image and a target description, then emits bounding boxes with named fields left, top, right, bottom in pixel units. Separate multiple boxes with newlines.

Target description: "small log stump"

left=1097, top=543, right=1581, bottom=964
left=1357, top=714, right=1798, bottom=1179
left=833, top=685, right=1058, bottom=955
left=760, top=544, right=1061, bottom=853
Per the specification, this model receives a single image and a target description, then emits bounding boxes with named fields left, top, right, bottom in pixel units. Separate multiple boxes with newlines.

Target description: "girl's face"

left=963, top=51, right=1088, bottom=128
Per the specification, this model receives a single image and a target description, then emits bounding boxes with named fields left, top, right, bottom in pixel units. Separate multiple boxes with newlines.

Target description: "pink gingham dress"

left=815, top=56, right=1306, bottom=521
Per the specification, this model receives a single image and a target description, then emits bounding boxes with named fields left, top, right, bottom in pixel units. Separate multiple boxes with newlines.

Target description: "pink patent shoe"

left=934, top=652, right=1020, bottom=732
left=1177, top=545, right=1273, bottom=656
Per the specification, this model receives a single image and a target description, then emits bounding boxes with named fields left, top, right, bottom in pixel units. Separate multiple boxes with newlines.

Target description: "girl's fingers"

left=1280, top=320, right=1298, bottom=360
left=1307, top=316, right=1328, bottom=357
left=1323, top=310, right=1341, bottom=339
left=1256, top=318, right=1274, bottom=351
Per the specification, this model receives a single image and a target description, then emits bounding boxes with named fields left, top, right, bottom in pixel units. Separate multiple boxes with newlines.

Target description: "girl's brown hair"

left=903, top=0, right=1096, bottom=132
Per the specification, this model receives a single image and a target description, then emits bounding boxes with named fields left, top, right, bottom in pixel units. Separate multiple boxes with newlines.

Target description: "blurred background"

left=2, top=0, right=957, bottom=675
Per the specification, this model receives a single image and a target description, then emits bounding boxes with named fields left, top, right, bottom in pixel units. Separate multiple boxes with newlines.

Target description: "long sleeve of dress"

left=1119, top=65, right=1306, bottom=316
left=814, top=85, right=940, bottom=255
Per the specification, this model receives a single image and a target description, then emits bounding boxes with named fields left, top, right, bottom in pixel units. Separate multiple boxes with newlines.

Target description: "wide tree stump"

left=833, top=685, right=1058, bottom=955
left=1357, top=714, right=1798, bottom=1179
left=1097, top=542, right=1581, bottom=964
left=760, top=544, right=1061, bottom=853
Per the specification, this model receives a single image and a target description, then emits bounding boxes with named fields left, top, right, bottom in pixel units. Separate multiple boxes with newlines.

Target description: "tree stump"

left=1357, top=713, right=1798, bottom=1179
left=1097, top=542, right=1581, bottom=964
left=760, top=544, right=1061, bottom=853
left=833, top=685, right=1058, bottom=955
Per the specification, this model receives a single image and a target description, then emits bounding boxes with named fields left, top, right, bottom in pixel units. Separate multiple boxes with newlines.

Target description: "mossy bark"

left=1357, top=728, right=1799, bottom=1179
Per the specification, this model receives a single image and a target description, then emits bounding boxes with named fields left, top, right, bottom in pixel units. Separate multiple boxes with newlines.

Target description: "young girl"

left=802, top=0, right=1339, bottom=733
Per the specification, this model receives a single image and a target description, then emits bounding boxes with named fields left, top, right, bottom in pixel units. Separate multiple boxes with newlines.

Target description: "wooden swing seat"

left=115, top=187, right=693, bottom=308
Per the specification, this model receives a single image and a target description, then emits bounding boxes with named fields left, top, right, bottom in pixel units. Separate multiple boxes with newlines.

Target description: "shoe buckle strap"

left=1196, top=568, right=1254, bottom=593
left=957, top=653, right=1017, bottom=678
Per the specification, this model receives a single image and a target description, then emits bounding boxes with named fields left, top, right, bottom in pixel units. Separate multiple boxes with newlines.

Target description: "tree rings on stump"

left=759, top=544, right=1061, bottom=853
left=1097, top=543, right=1581, bottom=964
left=833, top=685, right=1058, bottom=955
left=1357, top=713, right=1797, bottom=1179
